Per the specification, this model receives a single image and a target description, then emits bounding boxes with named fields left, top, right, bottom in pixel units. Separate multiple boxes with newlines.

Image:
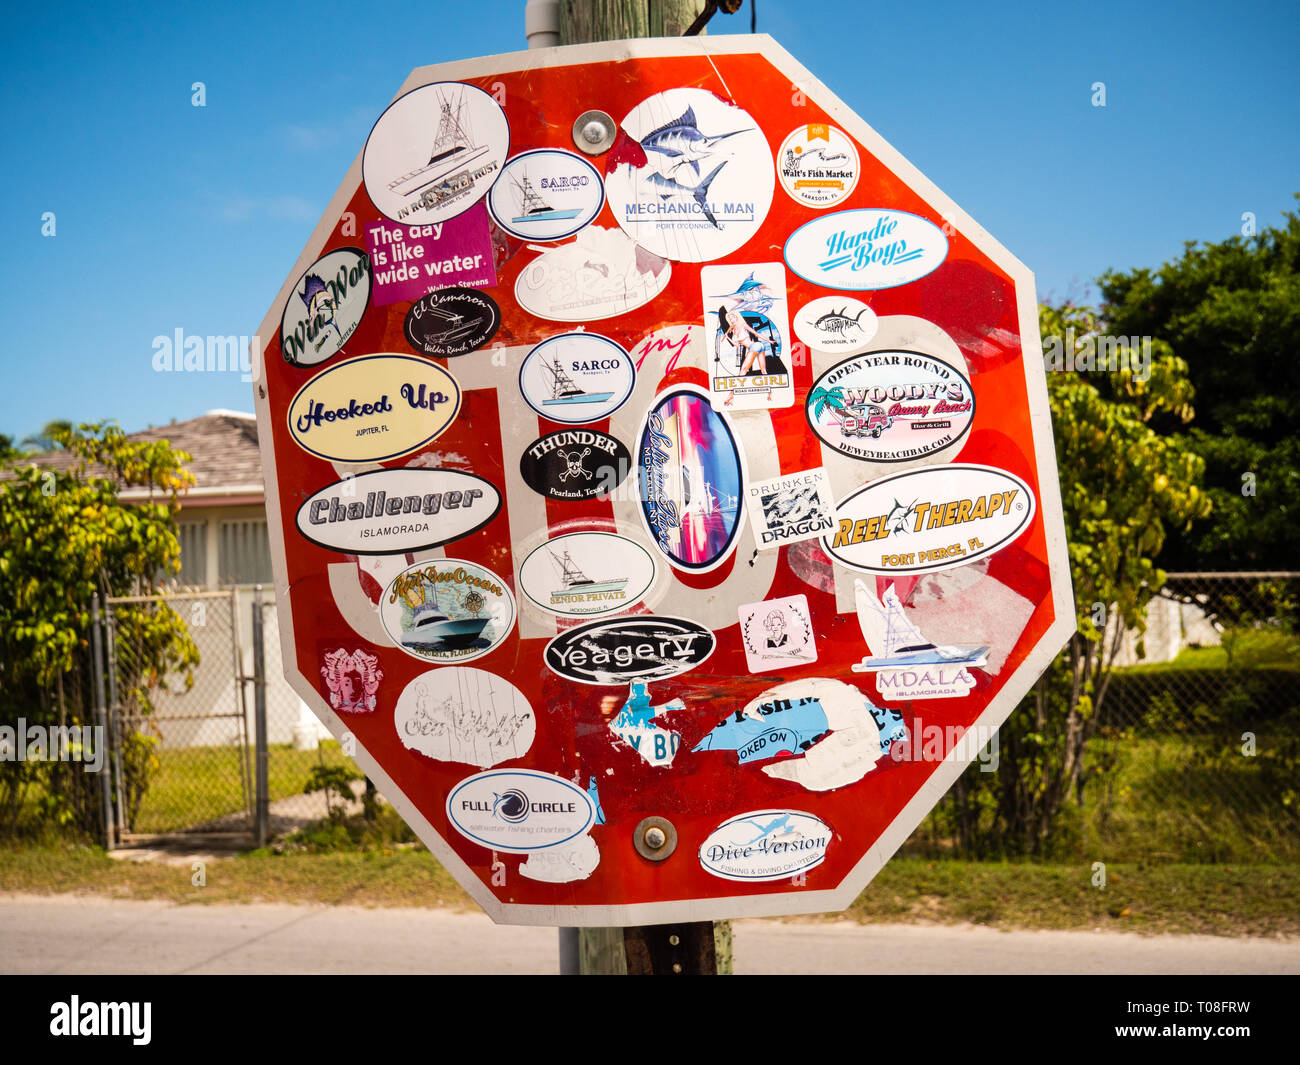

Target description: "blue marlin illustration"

left=644, top=160, right=728, bottom=228
left=639, top=106, right=750, bottom=175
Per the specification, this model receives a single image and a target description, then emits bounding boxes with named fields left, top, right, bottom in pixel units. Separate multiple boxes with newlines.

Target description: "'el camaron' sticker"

left=363, top=81, right=509, bottom=226
left=519, top=333, right=635, bottom=425
left=518, top=532, right=656, bottom=618
left=287, top=354, right=460, bottom=463
left=777, top=124, right=860, bottom=209
left=784, top=208, right=948, bottom=291
left=380, top=558, right=515, bottom=664
left=520, top=429, right=631, bottom=502
left=488, top=148, right=605, bottom=242
left=822, top=464, right=1036, bottom=575
left=544, top=616, right=715, bottom=686
left=700, top=809, right=832, bottom=882
left=295, top=468, right=501, bottom=555
left=280, top=248, right=371, bottom=367
left=446, top=769, right=596, bottom=853
left=403, top=287, right=500, bottom=357
left=807, top=350, right=975, bottom=463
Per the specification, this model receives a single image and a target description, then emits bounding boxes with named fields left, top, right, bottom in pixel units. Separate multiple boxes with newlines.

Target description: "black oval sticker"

left=403, top=287, right=501, bottom=357
left=545, top=616, right=716, bottom=685
left=520, top=429, right=631, bottom=502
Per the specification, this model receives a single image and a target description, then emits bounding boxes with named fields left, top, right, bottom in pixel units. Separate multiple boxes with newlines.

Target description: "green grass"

left=1118, top=645, right=1229, bottom=673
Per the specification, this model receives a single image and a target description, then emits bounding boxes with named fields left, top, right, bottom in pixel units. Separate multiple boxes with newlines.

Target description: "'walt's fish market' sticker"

left=701, top=262, right=794, bottom=412
left=822, top=464, right=1036, bottom=575
left=286, top=354, right=460, bottom=464
left=518, top=333, right=635, bottom=425
left=518, top=532, right=656, bottom=618
left=295, top=467, right=501, bottom=555
left=777, top=124, right=860, bottom=209
left=784, top=208, right=948, bottom=290
left=380, top=558, right=515, bottom=665
left=280, top=248, right=370, bottom=367
left=700, top=810, right=832, bottom=882
left=807, top=349, right=974, bottom=463
left=404, top=286, right=500, bottom=357
left=446, top=769, right=596, bottom=853
left=488, top=148, right=605, bottom=242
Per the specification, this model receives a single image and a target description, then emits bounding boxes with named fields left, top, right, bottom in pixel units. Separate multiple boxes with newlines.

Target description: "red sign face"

left=254, top=36, right=1073, bottom=925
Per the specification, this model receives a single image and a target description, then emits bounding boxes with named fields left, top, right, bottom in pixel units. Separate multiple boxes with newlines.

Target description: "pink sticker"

left=364, top=203, right=498, bottom=306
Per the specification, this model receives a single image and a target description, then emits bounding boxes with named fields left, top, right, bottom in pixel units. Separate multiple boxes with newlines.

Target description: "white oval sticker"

left=446, top=769, right=596, bottom=853
left=395, top=668, right=535, bottom=768
left=379, top=558, right=515, bottom=664
left=287, top=354, right=461, bottom=463
left=280, top=247, right=371, bottom=367
left=519, top=532, right=656, bottom=617
left=295, top=468, right=500, bottom=555
left=700, top=809, right=832, bottom=882
left=488, top=148, right=605, bottom=242
left=793, top=296, right=878, bottom=355
left=514, top=225, right=671, bottom=322
left=822, top=464, right=1036, bottom=575
left=784, top=208, right=948, bottom=290
left=519, top=333, right=635, bottom=425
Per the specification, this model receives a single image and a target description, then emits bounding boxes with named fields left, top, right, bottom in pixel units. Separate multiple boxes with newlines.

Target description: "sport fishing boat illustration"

left=395, top=576, right=489, bottom=650
left=540, top=355, right=614, bottom=408
left=852, top=580, right=989, bottom=672
left=509, top=169, right=582, bottom=226
left=412, top=304, right=484, bottom=347
left=548, top=549, right=627, bottom=601
left=389, top=88, right=492, bottom=198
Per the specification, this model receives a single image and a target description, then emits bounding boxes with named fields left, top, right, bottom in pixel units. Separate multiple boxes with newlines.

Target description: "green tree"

left=20, top=419, right=74, bottom=453
left=0, top=422, right=198, bottom=837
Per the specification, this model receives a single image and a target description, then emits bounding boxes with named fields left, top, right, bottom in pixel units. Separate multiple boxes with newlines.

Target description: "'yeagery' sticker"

left=700, top=262, right=794, bottom=411
left=777, top=123, right=860, bottom=209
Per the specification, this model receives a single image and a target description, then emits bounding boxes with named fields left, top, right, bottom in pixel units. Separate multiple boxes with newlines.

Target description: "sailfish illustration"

left=644, top=161, right=728, bottom=228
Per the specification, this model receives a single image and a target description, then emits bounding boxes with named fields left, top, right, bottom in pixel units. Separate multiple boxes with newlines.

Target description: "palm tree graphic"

left=808, top=385, right=848, bottom=425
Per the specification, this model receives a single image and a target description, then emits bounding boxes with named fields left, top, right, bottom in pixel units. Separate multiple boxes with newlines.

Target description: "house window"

left=218, top=520, right=273, bottom=586
left=176, top=522, right=208, bottom=588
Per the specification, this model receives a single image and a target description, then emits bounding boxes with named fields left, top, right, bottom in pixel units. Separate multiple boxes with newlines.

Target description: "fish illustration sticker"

left=514, top=224, right=671, bottom=322
left=518, top=333, right=635, bottom=425
left=700, top=262, right=794, bottom=411
left=488, top=148, right=605, bottom=242
left=794, top=296, right=878, bottom=355
left=605, top=88, right=774, bottom=263
left=518, top=532, right=656, bottom=618
left=363, top=81, right=509, bottom=226
left=280, top=248, right=371, bottom=367
left=700, top=810, right=832, bottom=881
left=380, top=558, right=516, bottom=665
left=777, top=124, right=860, bottom=209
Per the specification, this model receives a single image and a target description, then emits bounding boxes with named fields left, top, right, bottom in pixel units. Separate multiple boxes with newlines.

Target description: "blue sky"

left=2, top=0, right=1296, bottom=441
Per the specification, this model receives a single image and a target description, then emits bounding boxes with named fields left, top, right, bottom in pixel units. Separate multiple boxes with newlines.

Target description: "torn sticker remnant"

left=609, top=682, right=683, bottom=768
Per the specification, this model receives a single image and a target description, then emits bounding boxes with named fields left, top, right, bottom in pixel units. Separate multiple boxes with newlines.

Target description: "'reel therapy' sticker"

left=488, top=148, right=605, bottom=242
left=777, top=124, right=860, bottom=209
left=518, top=333, right=635, bottom=424
left=380, top=558, right=515, bottom=665
left=701, top=262, right=794, bottom=411
left=403, top=286, right=501, bottom=357
left=280, top=248, right=371, bottom=367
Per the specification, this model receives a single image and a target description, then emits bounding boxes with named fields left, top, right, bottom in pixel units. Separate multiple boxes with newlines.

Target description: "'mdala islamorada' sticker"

left=488, top=148, right=605, bottom=242
left=777, top=124, right=860, bottom=209
left=286, top=354, right=460, bottom=463
left=700, top=809, right=832, bottom=882
left=793, top=296, right=878, bottom=355
left=295, top=467, right=500, bottom=555
left=822, top=464, right=1036, bottom=575
left=403, top=287, right=500, bottom=357
left=446, top=769, right=596, bottom=853
left=514, top=224, right=671, bottom=321
left=518, top=333, right=635, bottom=425
left=395, top=667, right=535, bottom=768
left=637, top=385, right=745, bottom=573
left=519, top=429, right=631, bottom=502
left=363, top=81, right=509, bottom=226
left=605, top=88, right=774, bottom=263
left=380, top=558, right=515, bottom=664
left=518, top=532, right=656, bottom=618
left=280, top=248, right=371, bottom=367
left=784, top=208, right=948, bottom=290
left=745, top=467, right=835, bottom=550
left=701, top=262, right=794, bottom=411
left=807, top=349, right=975, bottom=463
left=544, top=615, right=715, bottom=686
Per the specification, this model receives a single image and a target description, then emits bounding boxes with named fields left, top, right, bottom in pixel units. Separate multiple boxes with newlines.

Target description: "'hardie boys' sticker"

left=777, top=124, right=860, bottom=209
left=793, top=296, right=878, bottom=355
left=518, top=532, right=656, bottom=618
left=700, top=810, right=832, bottom=882
left=701, top=262, right=794, bottom=412
left=637, top=385, right=744, bottom=573
left=286, top=354, right=460, bottom=463
left=544, top=615, right=715, bottom=686
left=380, top=558, right=515, bottom=664
left=488, top=148, right=605, bottom=242
left=395, top=667, right=535, bottom=768
left=280, top=248, right=371, bottom=367
left=784, top=208, right=948, bottom=290
left=520, top=429, right=631, bottom=502
left=363, top=81, right=509, bottom=226
left=605, top=87, right=774, bottom=263
left=822, top=464, right=1036, bottom=575
left=746, top=468, right=835, bottom=549
left=515, top=225, right=671, bottom=322
left=295, top=467, right=501, bottom=555
left=403, top=286, right=500, bottom=357
left=519, top=333, right=635, bottom=425
left=446, top=769, right=596, bottom=853
left=807, top=350, right=975, bottom=463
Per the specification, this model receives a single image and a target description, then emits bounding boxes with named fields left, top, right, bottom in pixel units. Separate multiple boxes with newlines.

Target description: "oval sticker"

left=280, top=247, right=371, bottom=367
left=520, top=429, right=631, bottom=502
left=403, top=287, right=500, bottom=357
left=793, top=296, right=878, bottom=355
left=807, top=350, right=975, bottom=462
left=544, top=616, right=715, bottom=686
left=637, top=386, right=745, bottom=573
left=287, top=354, right=461, bottom=463
left=519, top=334, right=635, bottom=425
left=395, top=668, right=535, bottom=768
left=488, top=148, right=605, bottom=242
left=446, top=769, right=595, bottom=853
left=784, top=208, right=948, bottom=290
left=700, top=810, right=832, bottom=882
left=518, top=532, right=656, bottom=618
left=821, top=464, right=1036, bottom=575
left=379, top=558, right=515, bottom=664
left=295, top=467, right=501, bottom=555
left=514, top=224, right=671, bottom=322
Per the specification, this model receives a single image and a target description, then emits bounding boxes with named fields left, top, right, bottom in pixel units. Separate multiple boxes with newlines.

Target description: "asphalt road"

left=3, top=895, right=1297, bottom=975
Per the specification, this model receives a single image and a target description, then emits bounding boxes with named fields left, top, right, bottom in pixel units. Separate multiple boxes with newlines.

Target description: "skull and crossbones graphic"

left=557, top=448, right=592, bottom=483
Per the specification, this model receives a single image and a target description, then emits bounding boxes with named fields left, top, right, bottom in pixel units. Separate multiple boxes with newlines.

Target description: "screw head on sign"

left=632, top=815, right=678, bottom=861
left=644, top=826, right=667, bottom=850
left=572, top=110, right=616, bottom=155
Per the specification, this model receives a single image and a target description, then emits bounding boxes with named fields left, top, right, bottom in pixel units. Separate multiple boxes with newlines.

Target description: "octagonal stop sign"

left=252, top=35, right=1073, bottom=925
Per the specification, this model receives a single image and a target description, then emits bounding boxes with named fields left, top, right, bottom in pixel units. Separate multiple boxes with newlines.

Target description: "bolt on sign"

left=253, top=35, right=1073, bottom=925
